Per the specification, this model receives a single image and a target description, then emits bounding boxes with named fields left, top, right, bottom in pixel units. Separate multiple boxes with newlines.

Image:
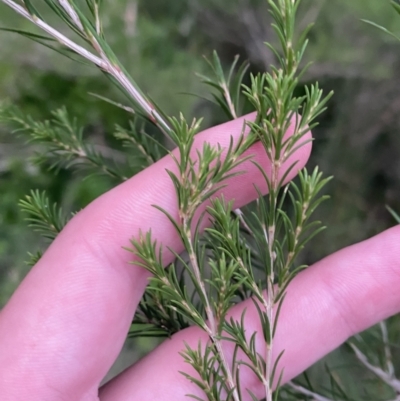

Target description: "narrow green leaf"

left=386, top=205, right=400, bottom=223
left=392, top=0, right=400, bottom=15
left=22, top=0, right=43, bottom=18
left=0, top=27, right=88, bottom=64
left=361, top=19, right=400, bottom=41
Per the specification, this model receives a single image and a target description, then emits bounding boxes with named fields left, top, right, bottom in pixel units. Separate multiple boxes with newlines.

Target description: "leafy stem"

left=185, top=218, right=240, bottom=401
left=0, top=0, right=172, bottom=137
left=1, top=1, right=334, bottom=400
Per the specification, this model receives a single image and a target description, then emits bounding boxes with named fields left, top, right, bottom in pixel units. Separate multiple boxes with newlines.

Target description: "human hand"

left=0, top=115, right=399, bottom=401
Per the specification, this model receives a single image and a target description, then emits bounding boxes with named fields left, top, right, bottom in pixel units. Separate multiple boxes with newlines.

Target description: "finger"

left=0, top=113, right=312, bottom=400
left=99, top=226, right=400, bottom=401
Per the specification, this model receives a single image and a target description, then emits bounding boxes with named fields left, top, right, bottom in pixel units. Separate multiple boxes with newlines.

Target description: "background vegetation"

left=0, top=0, right=400, bottom=397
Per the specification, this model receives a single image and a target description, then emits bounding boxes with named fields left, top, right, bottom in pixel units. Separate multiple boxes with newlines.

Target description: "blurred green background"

left=0, top=0, right=400, bottom=397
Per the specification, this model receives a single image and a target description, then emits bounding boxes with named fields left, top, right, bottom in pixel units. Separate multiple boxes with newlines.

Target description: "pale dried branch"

left=349, top=342, right=400, bottom=392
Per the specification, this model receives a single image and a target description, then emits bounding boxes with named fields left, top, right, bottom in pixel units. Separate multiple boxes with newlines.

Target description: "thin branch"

left=380, top=321, right=395, bottom=379
left=2, top=0, right=104, bottom=66
left=1, top=0, right=172, bottom=137
left=184, top=218, right=241, bottom=401
left=287, top=381, right=336, bottom=401
left=58, top=0, right=83, bottom=30
left=349, top=342, right=400, bottom=392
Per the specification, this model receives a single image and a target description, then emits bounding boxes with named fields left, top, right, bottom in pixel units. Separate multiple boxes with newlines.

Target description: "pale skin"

left=0, top=114, right=399, bottom=401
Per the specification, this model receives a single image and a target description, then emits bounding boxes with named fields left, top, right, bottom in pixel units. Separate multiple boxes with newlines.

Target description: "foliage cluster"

left=0, top=0, right=400, bottom=400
